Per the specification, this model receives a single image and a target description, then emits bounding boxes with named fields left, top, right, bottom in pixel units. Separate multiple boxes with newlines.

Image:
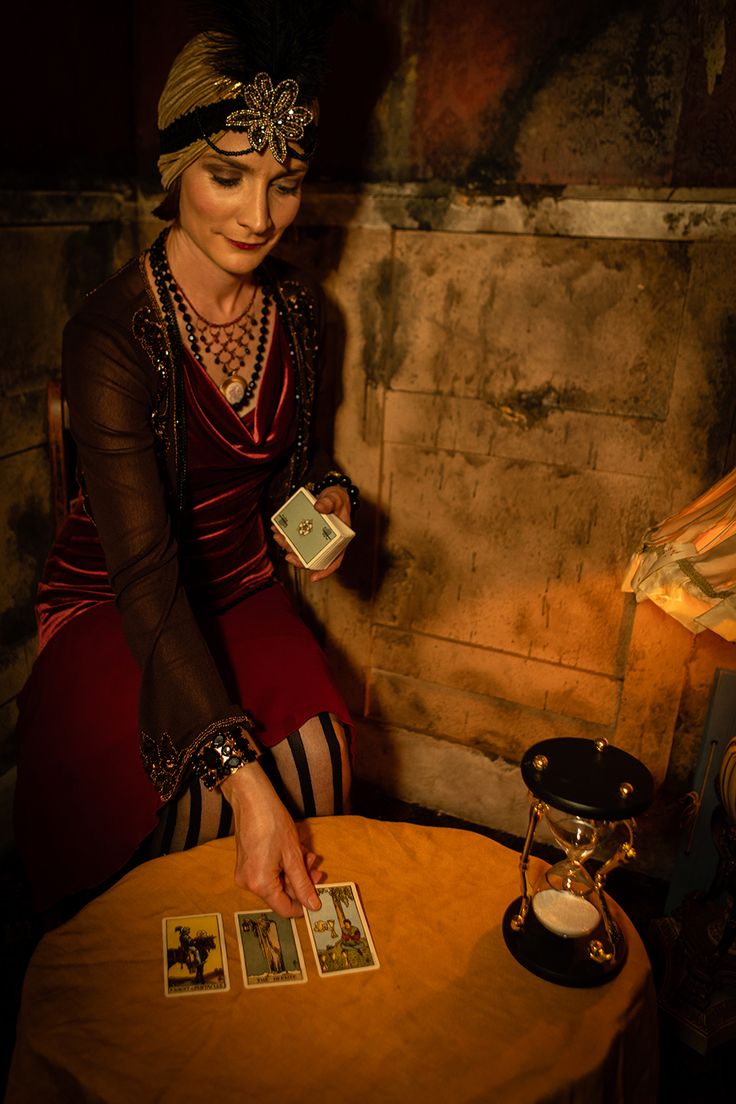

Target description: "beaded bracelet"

left=312, top=470, right=360, bottom=513
left=192, top=722, right=261, bottom=791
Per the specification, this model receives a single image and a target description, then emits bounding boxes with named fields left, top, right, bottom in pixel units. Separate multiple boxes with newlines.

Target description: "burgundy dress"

left=14, top=317, right=351, bottom=911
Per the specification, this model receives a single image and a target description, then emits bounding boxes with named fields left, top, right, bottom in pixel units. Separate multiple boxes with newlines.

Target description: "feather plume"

left=185, top=1, right=338, bottom=99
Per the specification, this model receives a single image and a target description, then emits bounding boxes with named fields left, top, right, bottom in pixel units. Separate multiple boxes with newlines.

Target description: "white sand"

left=532, top=890, right=600, bottom=937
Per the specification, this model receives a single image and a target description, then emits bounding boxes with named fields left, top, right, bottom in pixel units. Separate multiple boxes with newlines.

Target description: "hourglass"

left=503, top=737, right=654, bottom=986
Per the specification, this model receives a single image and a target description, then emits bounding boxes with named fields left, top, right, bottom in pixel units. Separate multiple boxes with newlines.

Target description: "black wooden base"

left=502, top=897, right=627, bottom=988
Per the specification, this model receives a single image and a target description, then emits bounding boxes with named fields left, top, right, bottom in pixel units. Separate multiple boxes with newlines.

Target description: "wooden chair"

left=47, top=380, right=77, bottom=533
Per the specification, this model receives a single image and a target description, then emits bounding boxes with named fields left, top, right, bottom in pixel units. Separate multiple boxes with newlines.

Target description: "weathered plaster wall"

left=267, top=190, right=736, bottom=869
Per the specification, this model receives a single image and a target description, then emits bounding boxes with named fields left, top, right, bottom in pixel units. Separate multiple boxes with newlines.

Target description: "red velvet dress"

left=14, top=318, right=351, bottom=911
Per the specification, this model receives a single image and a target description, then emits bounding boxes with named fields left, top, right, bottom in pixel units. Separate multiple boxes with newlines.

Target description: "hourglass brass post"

left=511, top=798, right=546, bottom=931
left=587, top=821, right=637, bottom=964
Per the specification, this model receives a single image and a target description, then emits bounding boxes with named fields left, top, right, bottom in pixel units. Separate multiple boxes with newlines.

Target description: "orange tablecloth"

left=8, top=817, right=657, bottom=1103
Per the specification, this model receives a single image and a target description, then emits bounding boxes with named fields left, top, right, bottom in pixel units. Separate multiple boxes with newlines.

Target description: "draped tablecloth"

left=7, top=816, right=657, bottom=1103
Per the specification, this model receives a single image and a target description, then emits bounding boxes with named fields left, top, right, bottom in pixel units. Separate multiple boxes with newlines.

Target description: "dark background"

left=2, top=0, right=735, bottom=191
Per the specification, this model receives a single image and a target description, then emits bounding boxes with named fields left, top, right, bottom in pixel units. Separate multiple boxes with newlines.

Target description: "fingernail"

left=308, top=893, right=320, bottom=910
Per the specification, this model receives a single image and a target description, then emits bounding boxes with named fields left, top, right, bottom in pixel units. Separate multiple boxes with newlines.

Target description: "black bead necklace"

left=149, top=228, right=271, bottom=414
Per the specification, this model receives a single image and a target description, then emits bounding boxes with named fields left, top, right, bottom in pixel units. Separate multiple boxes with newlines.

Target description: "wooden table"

left=8, top=816, right=658, bottom=1103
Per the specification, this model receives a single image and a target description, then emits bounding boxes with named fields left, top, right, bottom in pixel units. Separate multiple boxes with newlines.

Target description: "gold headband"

left=159, top=69, right=316, bottom=176
left=225, top=73, right=314, bottom=164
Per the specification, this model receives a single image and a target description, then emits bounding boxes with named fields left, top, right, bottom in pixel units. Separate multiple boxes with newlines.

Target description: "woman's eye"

left=212, top=175, right=240, bottom=188
left=274, top=181, right=301, bottom=196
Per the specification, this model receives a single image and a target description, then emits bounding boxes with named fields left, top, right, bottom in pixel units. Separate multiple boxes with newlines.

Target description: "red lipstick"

left=227, top=239, right=263, bottom=251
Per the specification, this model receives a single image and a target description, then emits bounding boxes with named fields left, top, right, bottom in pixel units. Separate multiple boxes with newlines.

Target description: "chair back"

left=47, top=380, right=77, bottom=532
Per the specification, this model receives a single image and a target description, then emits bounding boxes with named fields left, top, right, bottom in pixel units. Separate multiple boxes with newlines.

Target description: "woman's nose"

left=237, top=182, right=273, bottom=235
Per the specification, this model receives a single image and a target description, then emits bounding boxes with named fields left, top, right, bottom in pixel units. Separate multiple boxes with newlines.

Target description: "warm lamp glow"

left=623, top=467, right=736, bottom=641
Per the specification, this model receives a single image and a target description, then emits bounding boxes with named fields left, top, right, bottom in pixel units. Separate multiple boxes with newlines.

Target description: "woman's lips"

left=226, top=238, right=263, bottom=251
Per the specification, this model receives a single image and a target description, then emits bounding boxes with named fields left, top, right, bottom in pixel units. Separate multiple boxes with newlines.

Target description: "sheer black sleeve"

left=63, top=310, right=258, bottom=801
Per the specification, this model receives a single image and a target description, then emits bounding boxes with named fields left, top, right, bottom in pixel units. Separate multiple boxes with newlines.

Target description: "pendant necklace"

left=150, top=232, right=272, bottom=413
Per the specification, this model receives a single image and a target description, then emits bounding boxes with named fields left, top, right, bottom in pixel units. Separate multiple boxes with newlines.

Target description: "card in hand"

left=162, top=913, right=230, bottom=997
left=271, top=487, right=354, bottom=571
left=235, top=910, right=308, bottom=988
left=303, top=882, right=380, bottom=977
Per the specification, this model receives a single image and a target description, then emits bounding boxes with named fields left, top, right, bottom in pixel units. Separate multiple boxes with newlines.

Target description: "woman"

left=13, top=4, right=357, bottom=920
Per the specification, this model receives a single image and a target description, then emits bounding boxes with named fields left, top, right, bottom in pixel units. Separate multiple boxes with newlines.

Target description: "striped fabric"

left=147, top=713, right=350, bottom=857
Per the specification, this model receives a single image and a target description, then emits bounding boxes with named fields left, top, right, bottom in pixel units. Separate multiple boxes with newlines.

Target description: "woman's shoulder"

left=66, top=254, right=149, bottom=336
left=266, top=257, right=324, bottom=329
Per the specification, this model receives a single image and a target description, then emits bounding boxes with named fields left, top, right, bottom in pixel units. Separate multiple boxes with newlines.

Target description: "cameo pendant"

left=220, top=373, right=247, bottom=406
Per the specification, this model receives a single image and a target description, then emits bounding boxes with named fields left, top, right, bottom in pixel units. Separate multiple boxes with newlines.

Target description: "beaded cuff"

left=312, top=470, right=360, bottom=513
left=192, top=721, right=261, bottom=791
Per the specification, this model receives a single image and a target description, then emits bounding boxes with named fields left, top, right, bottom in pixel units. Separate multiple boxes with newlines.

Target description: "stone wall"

left=272, top=186, right=736, bottom=866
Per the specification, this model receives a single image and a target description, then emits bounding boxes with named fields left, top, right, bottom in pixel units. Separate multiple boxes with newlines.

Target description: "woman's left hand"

left=272, top=485, right=351, bottom=582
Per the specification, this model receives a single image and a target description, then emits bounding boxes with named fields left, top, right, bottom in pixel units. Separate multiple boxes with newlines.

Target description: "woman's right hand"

left=220, top=763, right=322, bottom=918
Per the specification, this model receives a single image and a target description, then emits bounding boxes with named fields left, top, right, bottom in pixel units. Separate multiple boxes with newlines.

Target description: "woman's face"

left=175, top=129, right=308, bottom=278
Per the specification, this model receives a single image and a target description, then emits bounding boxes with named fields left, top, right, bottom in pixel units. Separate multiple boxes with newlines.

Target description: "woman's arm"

left=64, top=310, right=254, bottom=797
left=268, top=270, right=358, bottom=581
left=64, top=308, right=323, bottom=916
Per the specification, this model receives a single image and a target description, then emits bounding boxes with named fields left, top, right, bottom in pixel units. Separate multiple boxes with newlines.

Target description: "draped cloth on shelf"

left=623, top=467, right=736, bottom=642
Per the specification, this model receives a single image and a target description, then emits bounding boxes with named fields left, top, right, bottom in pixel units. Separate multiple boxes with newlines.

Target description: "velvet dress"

left=14, top=283, right=352, bottom=912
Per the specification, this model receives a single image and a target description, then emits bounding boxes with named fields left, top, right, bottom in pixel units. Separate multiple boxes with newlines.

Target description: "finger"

left=283, top=851, right=321, bottom=911
left=309, top=553, right=345, bottom=583
left=304, top=851, right=326, bottom=884
left=314, top=489, right=349, bottom=520
left=262, top=883, right=303, bottom=919
left=285, top=863, right=324, bottom=903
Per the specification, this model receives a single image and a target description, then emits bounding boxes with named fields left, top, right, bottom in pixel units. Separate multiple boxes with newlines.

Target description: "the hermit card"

left=235, top=910, right=308, bottom=988
left=303, top=882, right=380, bottom=977
left=162, top=913, right=230, bottom=997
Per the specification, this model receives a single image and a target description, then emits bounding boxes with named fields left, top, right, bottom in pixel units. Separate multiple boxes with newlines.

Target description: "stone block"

left=374, top=442, right=648, bottom=675
left=384, top=390, right=671, bottom=481
left=354, top=718, right=533, bottom=840
left=372, top=625, right=619, bottom=726
left=390, top=232, right=689, bottom=425
left=366, top=669, right=606, bottom=764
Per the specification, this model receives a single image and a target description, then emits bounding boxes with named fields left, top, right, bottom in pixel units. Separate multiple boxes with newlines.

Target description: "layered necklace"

left=149, top=230, right=271, bottom=414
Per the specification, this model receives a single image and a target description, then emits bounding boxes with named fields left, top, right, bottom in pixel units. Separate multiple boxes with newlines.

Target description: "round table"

left=8, top=816, right=658, bottom=1103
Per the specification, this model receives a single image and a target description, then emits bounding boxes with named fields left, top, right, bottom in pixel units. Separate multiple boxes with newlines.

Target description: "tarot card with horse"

left=235, top=910, right=308, bottom=987
left=162, top=913, right=230, bottom=996
left=303, top=882, right=380, bottom=977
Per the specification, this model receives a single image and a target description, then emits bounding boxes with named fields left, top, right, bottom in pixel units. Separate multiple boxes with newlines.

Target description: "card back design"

left=235, top=910, right=308, bottom=987
left=271, top=487, right=354, bottom=570
left=162, top=913, right=230, bottom=997
left=304, top=882, right=380, bottom=977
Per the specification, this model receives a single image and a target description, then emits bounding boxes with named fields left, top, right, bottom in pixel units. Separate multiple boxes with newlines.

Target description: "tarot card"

left=235, top=910, right=308, bottom=988
left=303, top=882, right=380, bottom=977
left=162, top=913, right=230, bottom=997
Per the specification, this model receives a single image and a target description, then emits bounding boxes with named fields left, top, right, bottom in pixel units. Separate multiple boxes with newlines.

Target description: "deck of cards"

left=162, top=883, right=378, bottom=997
left=271, top=487, right=354, bottom=571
